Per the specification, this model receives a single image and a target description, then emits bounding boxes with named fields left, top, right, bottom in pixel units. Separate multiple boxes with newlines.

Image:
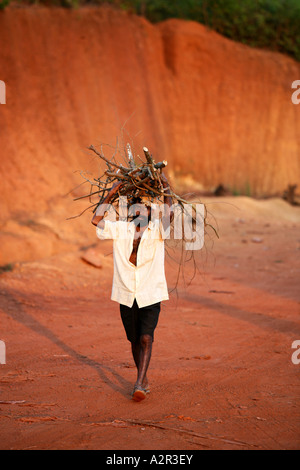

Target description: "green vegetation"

left=1, top=0, right=300, bottom=61
left=0, top=0, right=11, bottom=9
left=0, top=263, right=14, bottom=273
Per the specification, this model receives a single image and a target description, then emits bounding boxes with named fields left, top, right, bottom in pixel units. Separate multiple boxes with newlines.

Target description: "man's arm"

left=91, top=180, right=123, bottom=228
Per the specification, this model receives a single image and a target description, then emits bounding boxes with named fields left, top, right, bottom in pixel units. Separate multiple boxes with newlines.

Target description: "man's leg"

left=132, top=334, right=152, bottom=401
left=132, top=334, right=152, bottom=390
left=120, top=301, right=160, bottom=400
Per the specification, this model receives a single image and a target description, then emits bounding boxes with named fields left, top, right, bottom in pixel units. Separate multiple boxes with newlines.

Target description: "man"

left=91, top=176, right=173, bottom=401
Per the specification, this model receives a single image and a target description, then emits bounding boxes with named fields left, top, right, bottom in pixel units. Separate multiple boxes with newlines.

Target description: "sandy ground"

left=0, top=196, right=299, bottom=450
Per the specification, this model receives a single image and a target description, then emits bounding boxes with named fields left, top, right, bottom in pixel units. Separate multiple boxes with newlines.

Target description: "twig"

left=73, top=188, right=108, bottom=201
left=88, top=145, right=128, bottom=173
left=66, top=202, right=98, bottom=220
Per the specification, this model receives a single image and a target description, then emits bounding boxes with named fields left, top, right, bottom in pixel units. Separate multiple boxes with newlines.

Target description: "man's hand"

left=91, top=180, right=123, bottom=226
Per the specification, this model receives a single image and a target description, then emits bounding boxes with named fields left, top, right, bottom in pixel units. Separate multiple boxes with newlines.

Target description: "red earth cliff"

left=0, top=6, right=300, bottom=263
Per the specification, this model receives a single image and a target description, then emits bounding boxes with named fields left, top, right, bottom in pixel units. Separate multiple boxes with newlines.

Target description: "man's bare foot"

left=142, top=378, right=150, bottom=393
left=132, top=385, right=147, bottom=402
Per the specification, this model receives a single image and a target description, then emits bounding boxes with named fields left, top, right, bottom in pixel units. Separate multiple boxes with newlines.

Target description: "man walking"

left=91, top=177, right=173, bottom=401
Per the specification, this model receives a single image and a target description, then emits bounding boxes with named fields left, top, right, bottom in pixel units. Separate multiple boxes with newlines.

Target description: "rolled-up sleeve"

left=96, top=220, right=118, bottom=240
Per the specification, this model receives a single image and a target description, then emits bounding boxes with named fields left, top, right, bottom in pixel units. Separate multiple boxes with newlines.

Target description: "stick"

left=127, top=143, right=136, bottom=169
left=105, top=171, right=128, bottom=180
left=154, top=161, right=168, bottom=170
left=143, top=146, right=157, bottom=181
left=88, top=145, right=128, bottom=173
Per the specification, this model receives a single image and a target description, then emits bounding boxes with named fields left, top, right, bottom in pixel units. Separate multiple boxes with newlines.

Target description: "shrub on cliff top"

left=129, top=0, right=300, bottom=62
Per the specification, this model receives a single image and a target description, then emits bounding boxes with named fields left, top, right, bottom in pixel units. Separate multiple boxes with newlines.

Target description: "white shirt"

left=96, top=219, right=169, bottom=308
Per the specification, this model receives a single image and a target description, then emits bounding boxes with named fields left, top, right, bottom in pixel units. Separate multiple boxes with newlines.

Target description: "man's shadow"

left=0, top=288, right=132, bottom=398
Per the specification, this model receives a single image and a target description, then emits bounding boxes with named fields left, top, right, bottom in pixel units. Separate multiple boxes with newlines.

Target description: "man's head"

left=128, top=195, right=152, bottom=227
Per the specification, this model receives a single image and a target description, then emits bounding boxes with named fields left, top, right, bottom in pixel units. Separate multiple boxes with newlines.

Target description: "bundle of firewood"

left=75, top=144, right=173, bottom=210
left=72, top=143, right=218, bottom=239
left=93, top=143, right=168, bottom=206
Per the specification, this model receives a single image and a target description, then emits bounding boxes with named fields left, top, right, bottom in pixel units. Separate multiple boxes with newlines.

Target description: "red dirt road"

left=0, top=197, right=299, bottom=450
